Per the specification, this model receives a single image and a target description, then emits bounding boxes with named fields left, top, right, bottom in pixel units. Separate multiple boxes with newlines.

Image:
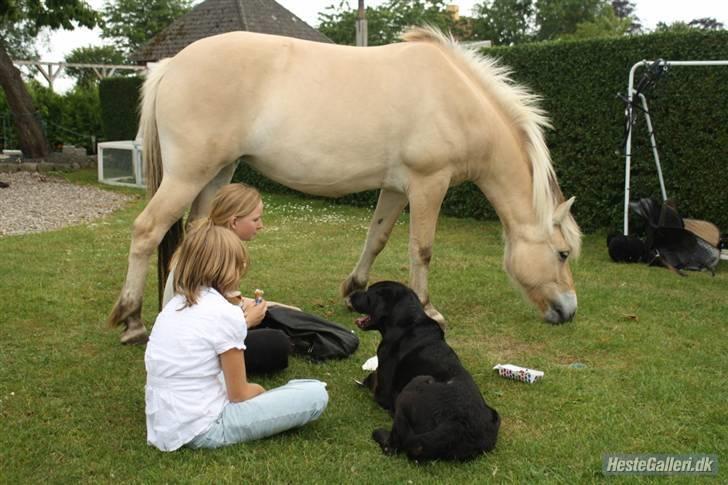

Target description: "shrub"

left=98, top=76, right=144, bottom=141
left=1, top=82, right=102, bottom=153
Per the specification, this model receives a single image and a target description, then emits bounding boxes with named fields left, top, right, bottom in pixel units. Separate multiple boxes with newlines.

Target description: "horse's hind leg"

left=187, top=162, right=237, bottom=223
left=406, top=175, right=449, bottom=326
left=341, top=189, right=408, bottom=302
left=108, top=177, right=210, bottom=344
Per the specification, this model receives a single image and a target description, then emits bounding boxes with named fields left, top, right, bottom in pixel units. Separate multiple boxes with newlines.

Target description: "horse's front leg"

left=342, top=189, right=408, bottom=305
left=407, top=175, right=449, bottom=326
left=108, top=179, right=202, bottom=344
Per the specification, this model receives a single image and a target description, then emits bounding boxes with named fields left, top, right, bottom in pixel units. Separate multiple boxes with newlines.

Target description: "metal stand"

left=622, top=59, right=728, bottom=247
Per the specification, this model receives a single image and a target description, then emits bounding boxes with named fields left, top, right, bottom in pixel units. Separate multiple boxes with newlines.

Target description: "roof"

left=132, top=0, right=332, bottom=63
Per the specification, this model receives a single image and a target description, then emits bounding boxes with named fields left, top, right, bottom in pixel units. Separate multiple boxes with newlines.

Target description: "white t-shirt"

left=144, top=287, right=247, bottom=451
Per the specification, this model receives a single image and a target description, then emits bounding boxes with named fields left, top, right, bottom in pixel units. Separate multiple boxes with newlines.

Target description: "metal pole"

left=637, top=93, right=667, bottom=201
left=356, top=0, right=367, bottom=46
left=623, top=60, right=645, bottom=235
left=623, top=59, right=728, bottom=235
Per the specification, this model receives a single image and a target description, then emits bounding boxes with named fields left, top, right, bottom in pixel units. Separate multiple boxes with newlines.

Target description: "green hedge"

left=98, top=76, right=144, bottom=141
left=488, top=31, right=728, bottom=232
left=235, top=31, right=728, bottom=232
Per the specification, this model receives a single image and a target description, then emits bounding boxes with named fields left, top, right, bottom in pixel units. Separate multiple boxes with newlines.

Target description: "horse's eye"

left=558, top=250, right=570, bottom=262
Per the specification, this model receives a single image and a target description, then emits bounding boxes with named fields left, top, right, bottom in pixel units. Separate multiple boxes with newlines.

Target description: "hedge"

left=98, top=76, right=144, bottom=141
left=488, top=30, right=728, bottom=232
left=233, top=31, right=728, bottom=233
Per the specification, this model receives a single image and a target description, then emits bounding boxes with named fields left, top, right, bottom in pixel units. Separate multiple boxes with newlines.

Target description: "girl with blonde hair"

left=162, top=183, right=293, bottom=374
left=145, top=222, right=328, bottom=451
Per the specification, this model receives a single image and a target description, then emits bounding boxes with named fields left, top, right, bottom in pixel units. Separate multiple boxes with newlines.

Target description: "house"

left=132, top=0, right=332, bottom=64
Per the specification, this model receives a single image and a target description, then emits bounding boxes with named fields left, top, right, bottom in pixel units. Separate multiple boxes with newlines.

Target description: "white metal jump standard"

left=622, top=59, right=728, bottom=243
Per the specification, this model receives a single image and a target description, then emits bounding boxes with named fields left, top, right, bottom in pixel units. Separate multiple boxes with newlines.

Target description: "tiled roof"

left=132, top=0, right=332, bottom=63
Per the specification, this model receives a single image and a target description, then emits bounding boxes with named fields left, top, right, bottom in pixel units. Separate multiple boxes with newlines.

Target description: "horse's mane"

left=401, top=27, right=581, bottom=257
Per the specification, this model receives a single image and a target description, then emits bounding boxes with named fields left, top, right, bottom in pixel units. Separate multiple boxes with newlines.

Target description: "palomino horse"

left=109, top=27, right=581, bottom=344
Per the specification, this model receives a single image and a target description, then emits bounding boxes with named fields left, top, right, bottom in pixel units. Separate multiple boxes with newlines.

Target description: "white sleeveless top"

left=144, top=288, right=247, bottom=451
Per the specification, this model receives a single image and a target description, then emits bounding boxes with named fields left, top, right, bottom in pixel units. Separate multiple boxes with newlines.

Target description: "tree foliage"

left=471, top=0, right=535, bottom=45
left=64, top=45, right=127, bottom=87
left=611, top=0, right=641, bottom=34
left=0, top=0, right=99, bottom=157
left=534, top=0, right=606, bottom=40
left=560, top=4, right=633, bottom=41
left=100, top=0, right=192, bottom=56
left=1, top=0, right=99, bottom=57
left=655, top=18, right=725, bottom=33
left=318, top=0, right=457, bottom=46
left=317, top=0, right=646, bottom=47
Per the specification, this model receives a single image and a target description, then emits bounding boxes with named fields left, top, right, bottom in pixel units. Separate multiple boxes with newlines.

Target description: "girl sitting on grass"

left=145, top=222, right=328, bottom=451
left=162, top=182, right=294, bottom=375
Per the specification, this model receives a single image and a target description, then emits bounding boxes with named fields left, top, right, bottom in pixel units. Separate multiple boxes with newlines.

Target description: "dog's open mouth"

left=355, top=314, right=372, bottom=329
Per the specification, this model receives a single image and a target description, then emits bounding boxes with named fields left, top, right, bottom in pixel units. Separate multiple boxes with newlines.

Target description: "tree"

left=655, top=18, right=724, bottom=33
left=65, top=45, right=126, bottom=87
left=688, top=17, right=724, bottom=30
left=560, top=4, right=633, bottom=40
left=100, top=0, right=192, bottom=57
left=534, top=0, right=606, bottom=41
left=0, top=1, right=98, bottom=158
left=471, top=0, right=535, bottom=45
left=611, top=0, right=641, bottom=34
left=318, top=0, right=457, bottom=46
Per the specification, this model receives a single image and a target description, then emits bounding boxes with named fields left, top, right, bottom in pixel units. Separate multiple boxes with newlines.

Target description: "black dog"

left=350, top=281, right=500, bottom=461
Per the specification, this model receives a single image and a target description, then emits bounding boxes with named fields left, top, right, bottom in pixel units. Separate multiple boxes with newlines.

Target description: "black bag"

left=628, top=198, right=720, bottom=274
left=261, top=307, right=359, bottom=361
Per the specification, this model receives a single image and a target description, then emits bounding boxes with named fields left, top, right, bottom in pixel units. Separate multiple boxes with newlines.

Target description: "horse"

left=108, top=27, right=582, bottom=344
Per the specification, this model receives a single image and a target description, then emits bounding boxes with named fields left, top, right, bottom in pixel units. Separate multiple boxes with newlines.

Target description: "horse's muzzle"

left=544, top=291, right=577, bottom=324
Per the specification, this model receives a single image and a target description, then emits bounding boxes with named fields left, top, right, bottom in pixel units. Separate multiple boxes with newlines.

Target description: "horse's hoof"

left=340, top=276, right=366, bottom=299
left=120, top=326, right=149, bottom=345
left=425, top=306, right=447, bottom=330
left=343, top=295, right=354, bottom=311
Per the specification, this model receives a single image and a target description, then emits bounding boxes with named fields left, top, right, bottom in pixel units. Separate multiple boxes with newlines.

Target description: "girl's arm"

left=220, top=348, right=265, bottom=402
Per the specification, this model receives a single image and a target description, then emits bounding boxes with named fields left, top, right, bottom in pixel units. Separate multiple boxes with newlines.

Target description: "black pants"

left=243, top=328, right=291, bottom=374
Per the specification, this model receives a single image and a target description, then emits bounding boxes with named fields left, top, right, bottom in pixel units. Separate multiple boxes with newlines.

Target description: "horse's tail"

left=138, top=58, right=184, bottom=309
left=139, top=58, right=169, bottom=196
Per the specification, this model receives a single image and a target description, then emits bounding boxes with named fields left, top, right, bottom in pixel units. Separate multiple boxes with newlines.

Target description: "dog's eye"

left=558, top=250, right=570, bottom=262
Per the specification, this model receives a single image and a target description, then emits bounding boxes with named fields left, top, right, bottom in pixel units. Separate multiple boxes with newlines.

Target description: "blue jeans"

left=187, top=379, right=328, bottom=449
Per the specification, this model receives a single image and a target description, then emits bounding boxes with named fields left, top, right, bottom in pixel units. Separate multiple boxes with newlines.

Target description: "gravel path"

left=0, top=172, right=135, bottom=236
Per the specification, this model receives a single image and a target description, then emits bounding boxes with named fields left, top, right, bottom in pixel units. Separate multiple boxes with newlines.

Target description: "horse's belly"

left=246, top=154, right=401, bottom=197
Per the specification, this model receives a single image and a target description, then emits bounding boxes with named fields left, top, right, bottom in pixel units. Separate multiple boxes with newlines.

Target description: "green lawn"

left=1, top=170, right=725, bottom=483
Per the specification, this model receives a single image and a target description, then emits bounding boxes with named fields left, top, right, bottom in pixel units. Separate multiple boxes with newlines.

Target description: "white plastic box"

left=97, top=140, right=144, bottom=188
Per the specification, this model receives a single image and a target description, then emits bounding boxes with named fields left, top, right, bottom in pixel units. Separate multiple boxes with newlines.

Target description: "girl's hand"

left=225, top=291, right=244, bottom=306
left=242, top=298, right=267, bottom=328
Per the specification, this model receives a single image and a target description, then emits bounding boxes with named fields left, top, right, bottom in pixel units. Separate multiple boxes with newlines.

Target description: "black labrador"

left=350, top=281, right=500, bottom=461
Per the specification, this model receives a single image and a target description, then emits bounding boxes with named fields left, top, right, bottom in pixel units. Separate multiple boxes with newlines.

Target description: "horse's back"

left=153, top=31, right=490, bottom=195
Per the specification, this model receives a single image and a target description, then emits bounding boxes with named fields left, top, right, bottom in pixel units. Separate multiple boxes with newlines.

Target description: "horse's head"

left=504, top=197, right=581, bottom=324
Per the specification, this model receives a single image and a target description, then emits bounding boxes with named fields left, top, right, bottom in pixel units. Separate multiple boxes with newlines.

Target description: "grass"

left=1, top=169, right=726, bottom=483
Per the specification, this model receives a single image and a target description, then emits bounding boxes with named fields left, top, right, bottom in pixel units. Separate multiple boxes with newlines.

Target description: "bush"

left=98, top=76, right=144, bottom=141
left=60, top=85, right=103, bottom=152
left=1, top=82, right=102, bottom=153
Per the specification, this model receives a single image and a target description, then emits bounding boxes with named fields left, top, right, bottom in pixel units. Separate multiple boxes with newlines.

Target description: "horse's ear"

left=553, top=196, right=576, bottom=225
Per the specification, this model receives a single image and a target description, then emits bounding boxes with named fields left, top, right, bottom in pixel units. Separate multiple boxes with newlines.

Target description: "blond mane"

left=401, top=26, right=581, bottom=257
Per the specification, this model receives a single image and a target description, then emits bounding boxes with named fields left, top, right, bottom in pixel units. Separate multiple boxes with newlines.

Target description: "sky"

left=30, top=0, right=728, bottom=92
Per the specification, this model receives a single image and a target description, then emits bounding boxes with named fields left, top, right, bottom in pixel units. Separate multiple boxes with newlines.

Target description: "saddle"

left=608, top=198, right=721, bottom=275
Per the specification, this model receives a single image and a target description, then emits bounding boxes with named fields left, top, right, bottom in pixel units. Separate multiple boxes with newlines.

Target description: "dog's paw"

left=372, top=428, right=394, bottom=455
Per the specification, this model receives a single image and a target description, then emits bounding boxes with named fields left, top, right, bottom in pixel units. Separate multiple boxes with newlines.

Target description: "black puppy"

left=350, top=281, right=500, bottom=461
